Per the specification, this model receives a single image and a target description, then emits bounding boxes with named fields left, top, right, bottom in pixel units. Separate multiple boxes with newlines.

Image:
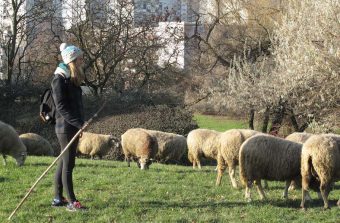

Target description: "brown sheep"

left=143, top=129, right=187, bottom=164
left=301, top=134, right=340, bottom=209
left=216, top=129, right=260, bottom=188
left=77, top=132, right=119, bottom=159
left=187, top=128, right=221, bottom=169
left=121, top=128, right=157, bottom=170
left=19, top=133, right=54, bottom=156
left=285, top=132, right=314, bottom=144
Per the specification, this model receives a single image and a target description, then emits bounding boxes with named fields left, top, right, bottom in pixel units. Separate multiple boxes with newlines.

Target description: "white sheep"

left=0, top=120, right=27, bottom=166
left=300, top=134, right=340, bottom=209
left=187, top=128, right=221, bottom=169
left=216, top=129, right=260, bottom=188
left=143, top=129, right=187, bottom=164
left=285, top=132, right=313, bottom=144
left=239, top=134, right=313, bottom=201
left=19, top=133, right=54, bottom=156
left=77, top=132, right=119, bottom=159
left=121, top=128, right=157, bottom=170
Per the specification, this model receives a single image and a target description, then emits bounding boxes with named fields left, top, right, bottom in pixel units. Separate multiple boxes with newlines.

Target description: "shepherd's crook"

left=8, top=101, right=107, bottom=220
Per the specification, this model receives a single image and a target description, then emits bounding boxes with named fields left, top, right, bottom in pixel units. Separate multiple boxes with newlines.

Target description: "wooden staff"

left=8, top=101, right=107, bottom=220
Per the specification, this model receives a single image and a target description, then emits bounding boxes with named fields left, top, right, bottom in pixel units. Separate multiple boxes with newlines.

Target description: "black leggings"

left=54, top=130, right=79, bottom=203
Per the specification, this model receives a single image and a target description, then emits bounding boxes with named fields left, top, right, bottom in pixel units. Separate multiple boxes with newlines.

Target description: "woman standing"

left=51, top=43, right=86, bottom=212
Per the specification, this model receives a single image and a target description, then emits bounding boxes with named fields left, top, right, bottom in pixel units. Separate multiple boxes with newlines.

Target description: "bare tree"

left=185, top=0, right=283, bottom=129
left=0, top=0, right=57, bottom=101
left=57, top=0, right=186, bottom=99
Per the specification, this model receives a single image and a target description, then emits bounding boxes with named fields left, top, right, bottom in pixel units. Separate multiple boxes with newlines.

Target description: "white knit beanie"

left=60, top=43, right=83, bottom=64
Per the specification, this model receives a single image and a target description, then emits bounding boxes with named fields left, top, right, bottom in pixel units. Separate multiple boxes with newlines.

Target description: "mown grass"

left=194, top=114, right=247, bottom=132
left=1, top=156, right=339, bottom=223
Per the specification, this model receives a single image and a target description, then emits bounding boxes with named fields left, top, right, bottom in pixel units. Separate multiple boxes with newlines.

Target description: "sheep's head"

left=109, top=135, right=121, bottom=149
left=139, top=157, right=153, bottom=170
left=15, top=151, right=27, bottom=166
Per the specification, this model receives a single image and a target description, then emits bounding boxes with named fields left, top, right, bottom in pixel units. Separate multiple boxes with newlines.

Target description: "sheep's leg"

left=197, top=159, right=202, bottom=169
left=304, top=191, right=312, bottom=202
left=2, top=155, right=7, bottom=166
left=337, top=199, right=339, bottom=207
left=192, top=159, right=196, bottom=169
left=216, top=153, right=226, bottom=186
left=228, top=165, right=238, bottom=189
left=282, top=180, right=290, bottom=199
left=255, top=179, right=266, bottom=200
left=288, top=180, right=297, bottom=191
left=245, top=181, right=253, bottom=202
left=301, top=189, right=308, bottom=209
left=320, top=182, right=331, bottom=209
left=263, top=180, right=269, bottom=189
left=125, top=156, right=131, bottom=167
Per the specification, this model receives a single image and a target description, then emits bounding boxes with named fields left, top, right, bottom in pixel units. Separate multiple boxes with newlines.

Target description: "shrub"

left=87, top=99, right=198, bottom=160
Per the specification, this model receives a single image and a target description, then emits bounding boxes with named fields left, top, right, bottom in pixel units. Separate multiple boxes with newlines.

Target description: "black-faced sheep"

left=19, top=133, right=54, bottom=156
left=216, top=129, right=260, bottom=188
left=121, top=128, right=157, bottom=170
left=143, top=129, right=187, bottom=164
left=239, top=134, right=309, bottom=201
left=300, top=134, right=340, bottom=209
left=187, top=128, right=221, bottom=169
left=0, top=121, right=27, bottom=166
left=77, top=132, right=119, bottom=159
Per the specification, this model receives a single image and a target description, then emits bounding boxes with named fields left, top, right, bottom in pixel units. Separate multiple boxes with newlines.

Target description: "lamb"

left=0, top=120, right=27, bottom=166
left=77, top=132, right=119, bottom=159
left=216, top=129, right=260, bottom=188
left=239, top=134, right=312, bottom=201
left=187, top=128, right=221, bottom=169
left=143, top=129, right=187, bottom=163
left=121, top=128, right=157, bottom=170
left=300, top=134, right=340, bottom=209
left=19, top=133, right=54, bottom=156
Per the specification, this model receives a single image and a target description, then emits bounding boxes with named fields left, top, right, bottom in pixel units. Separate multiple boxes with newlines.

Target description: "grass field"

left=1, top=156, right=339, bottom=223
left=1, top=115, right=339, bottom=222
left=194, top=114, right=247, bottom=131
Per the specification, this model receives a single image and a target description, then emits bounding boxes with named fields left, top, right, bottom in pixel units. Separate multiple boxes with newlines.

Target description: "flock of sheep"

left=1, top=120, right=339, bottom=210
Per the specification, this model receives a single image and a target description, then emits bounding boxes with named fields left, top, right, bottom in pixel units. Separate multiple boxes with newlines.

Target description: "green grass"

left=1, top=156, right=339, bottom=223
left=194, top=114, right=247, bottom=132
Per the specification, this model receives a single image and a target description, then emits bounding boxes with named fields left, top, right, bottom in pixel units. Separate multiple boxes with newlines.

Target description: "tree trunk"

left=290, top=113, right=300, bottom=132
left=269, top=99, right=286, bottom=136
left=261, top=106, right=270, bottom=133
left=248, top=109, right=255, bottom=130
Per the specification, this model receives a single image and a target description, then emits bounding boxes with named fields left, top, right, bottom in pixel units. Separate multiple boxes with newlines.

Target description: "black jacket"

left=51, top=74, right=84, bottom=134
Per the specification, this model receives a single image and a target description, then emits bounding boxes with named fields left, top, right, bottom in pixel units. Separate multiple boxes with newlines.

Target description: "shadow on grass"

left=266, top=198, right=339, bottom=209
left=27, top=161, right=118, bottom=169
left=76, top=162, right=118, bottom=168
left=333, top=184, right=340, bottom=190
left=137, top=200, right=247, bottom=209
left=150, top=168, right=216, bottom=174
left=27, top=162, right=50, bottom=167
left=0, top=177, right=6, bottom=182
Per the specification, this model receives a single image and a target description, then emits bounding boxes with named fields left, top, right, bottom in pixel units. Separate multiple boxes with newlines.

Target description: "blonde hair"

left=68, top=61, right=84, bottom=86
